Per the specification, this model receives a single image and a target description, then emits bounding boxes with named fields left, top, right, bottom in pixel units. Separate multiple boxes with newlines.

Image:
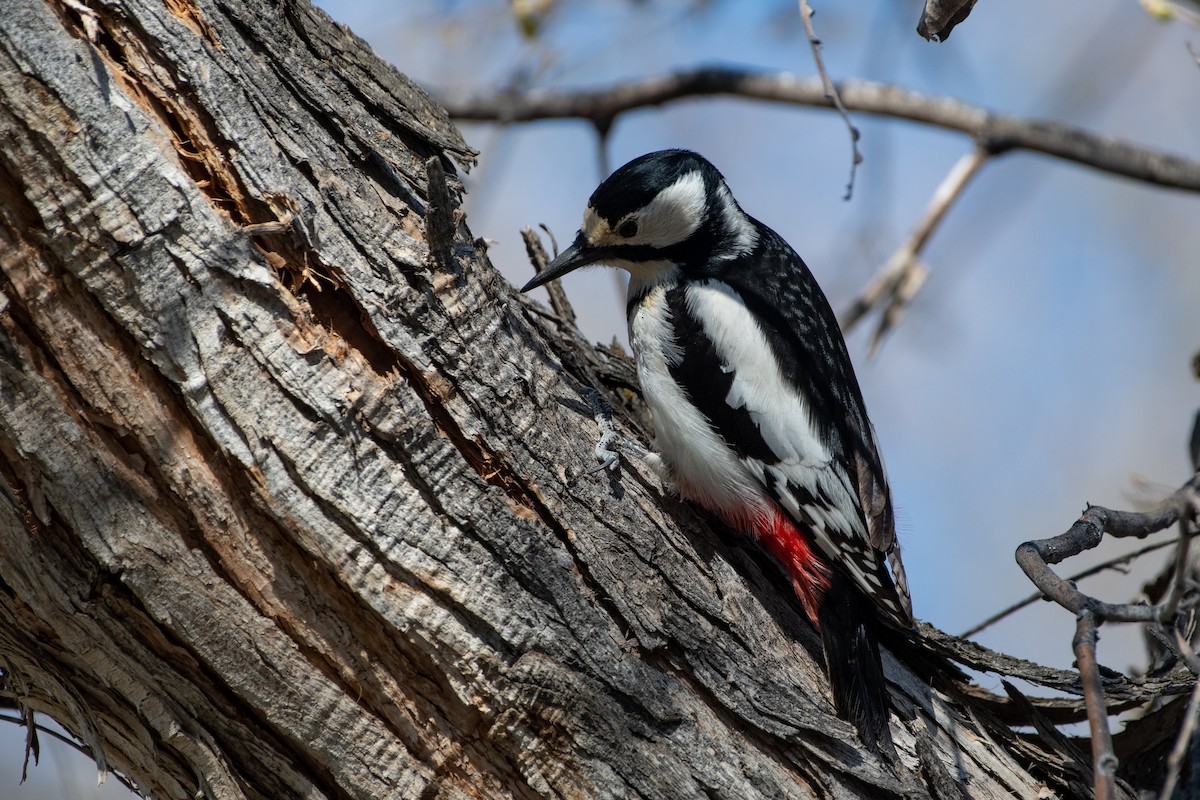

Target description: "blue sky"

left=8, top=0, right=1200, bottom=795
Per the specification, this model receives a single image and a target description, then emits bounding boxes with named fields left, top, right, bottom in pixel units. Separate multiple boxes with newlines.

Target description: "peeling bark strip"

left=0, top=1, right=1176, bottom=799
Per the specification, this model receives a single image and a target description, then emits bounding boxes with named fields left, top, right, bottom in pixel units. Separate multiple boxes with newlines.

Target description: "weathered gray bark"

left=0, top=0, right=1109, bottom=798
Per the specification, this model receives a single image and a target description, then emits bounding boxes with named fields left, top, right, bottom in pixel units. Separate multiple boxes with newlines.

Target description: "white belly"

left=628, top=285, right=767, bottom=522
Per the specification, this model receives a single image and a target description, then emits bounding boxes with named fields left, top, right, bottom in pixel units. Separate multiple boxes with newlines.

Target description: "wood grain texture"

left=0, top=0, right=1087, bottom=798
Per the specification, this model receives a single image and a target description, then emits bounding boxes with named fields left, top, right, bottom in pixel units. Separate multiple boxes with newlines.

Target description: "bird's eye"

left=617, top=219, right=639, bottom=238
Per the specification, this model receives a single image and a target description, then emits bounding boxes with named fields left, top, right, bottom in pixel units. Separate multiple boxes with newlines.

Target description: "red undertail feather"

left=719, top=501, right=831, bottom=622
left=754, top=508, right=831, bottom=623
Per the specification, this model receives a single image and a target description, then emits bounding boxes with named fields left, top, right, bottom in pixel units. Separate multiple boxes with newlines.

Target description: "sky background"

left=6, top=0, right=1200, bottom=795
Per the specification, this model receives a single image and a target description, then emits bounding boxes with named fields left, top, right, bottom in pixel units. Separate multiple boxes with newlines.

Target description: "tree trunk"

left=0, top=0, right=1092, bottom=797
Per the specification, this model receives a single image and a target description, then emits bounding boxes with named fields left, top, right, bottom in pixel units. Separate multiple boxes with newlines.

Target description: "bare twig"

left=838, top=148, right=989, bottom=343
left=1015, top=474, right=1200, bottom=798
left=798, top=0, right=860, bottom=200
left=1074, top=609, right=1118, bottom=800
left=1174, top=628, right=1200, bottom=675
left=1167, top=512, right=1197, bottom=619
left=1161, top=672, right=1200, bottom=800
left=1015, top=482, right=1196, bottom=623
left=520, top=226, right=577, bottom=326
left=441, top=66, right=1200, bottom=192
left=537, top=222, right=559, bottom=257
left=920, top=622, right=1194, bottom=705
left=0, top=712, right=139, bottom=794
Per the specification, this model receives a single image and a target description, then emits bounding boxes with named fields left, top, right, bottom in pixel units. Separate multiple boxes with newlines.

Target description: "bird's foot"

left=582, top=388, right=652, bottom=475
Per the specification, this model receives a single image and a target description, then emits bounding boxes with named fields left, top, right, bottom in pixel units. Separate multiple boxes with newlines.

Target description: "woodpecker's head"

left=520, top=149, right=758, bottom=293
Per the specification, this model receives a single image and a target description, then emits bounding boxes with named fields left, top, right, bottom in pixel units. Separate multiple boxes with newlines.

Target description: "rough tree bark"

left=0, top=0, right=1167, bottom=798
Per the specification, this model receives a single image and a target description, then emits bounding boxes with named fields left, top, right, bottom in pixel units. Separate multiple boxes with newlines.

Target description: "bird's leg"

left=581, top=388, right=656, bottom=475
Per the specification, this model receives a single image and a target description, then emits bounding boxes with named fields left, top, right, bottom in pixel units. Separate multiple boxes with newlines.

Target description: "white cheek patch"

left=585, top=173, right=754, bottom=259
left=632, top=171, right=707, bottom=248
left=586, top=171, right=708, bottom=250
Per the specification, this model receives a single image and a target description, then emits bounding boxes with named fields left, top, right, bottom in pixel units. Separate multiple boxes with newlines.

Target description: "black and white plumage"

left=522, top=149, right=913, bottom=751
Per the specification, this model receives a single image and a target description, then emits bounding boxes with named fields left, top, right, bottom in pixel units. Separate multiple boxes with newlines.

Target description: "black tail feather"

left=818, top=571, right=893, bottom=754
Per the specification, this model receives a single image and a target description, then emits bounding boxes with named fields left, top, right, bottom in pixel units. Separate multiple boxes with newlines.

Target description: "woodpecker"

left=522, top=149, right=913, bottom=751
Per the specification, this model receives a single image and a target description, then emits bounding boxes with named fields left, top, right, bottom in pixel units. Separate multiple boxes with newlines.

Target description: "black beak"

left=519, top=236, right=599, bottom=293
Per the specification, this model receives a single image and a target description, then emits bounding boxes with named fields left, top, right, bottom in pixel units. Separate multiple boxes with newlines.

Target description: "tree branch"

left=441, top=65, right=1200, bottom=192
left=1016, top=480, right=1199, bottom=623
left=1161, top=671, right=1200, bottom=800
left=1074, top=608, right=1118, bottom=800
left=961, top=531, right=1197, bottom=639
left=1015, top=473, right=1200, bottom=798
left=840, top=148, right=989, bottom=344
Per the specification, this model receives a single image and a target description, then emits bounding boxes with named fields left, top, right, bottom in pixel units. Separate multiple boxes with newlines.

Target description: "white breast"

left=628, top=284, right=768, bottom=522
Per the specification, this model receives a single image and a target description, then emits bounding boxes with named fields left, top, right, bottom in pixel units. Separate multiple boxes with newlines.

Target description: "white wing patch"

left=683, top=281, right=833, bottom=467
left=627, top=278, right=908, bottom=626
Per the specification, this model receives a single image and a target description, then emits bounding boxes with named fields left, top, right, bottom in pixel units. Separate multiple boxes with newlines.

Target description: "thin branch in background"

left=537, top=222, right=558, bottom=256
left=1161, top=672, right=1200, bottom=800
left=838, top=148, right=988, bottom=344
left=594, top=119, right=612, bottom=180
left=1147, top=625, right=1200, bottom=676
left=1175, top=628, right=1200, bottom=675
left=450, top=67, right=1200, bottom=348
left=798, top=0, right=861, bottom=200
left=20, top=704, right=37, bottom=783
left=0, top=712, right=139, bottom=794
left=1167, top=511, right=1198, bottom=620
